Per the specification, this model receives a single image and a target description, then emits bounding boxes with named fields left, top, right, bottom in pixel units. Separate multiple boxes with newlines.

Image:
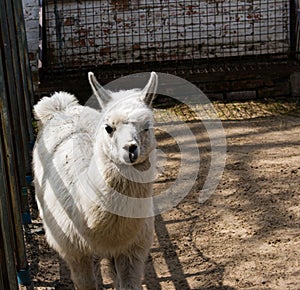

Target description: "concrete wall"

left=22, top=0, right=39, bottom=74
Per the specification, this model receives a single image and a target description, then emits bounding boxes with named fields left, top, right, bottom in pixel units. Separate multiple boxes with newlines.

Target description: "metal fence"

left=0, top=0, right=34, bottom=289
left=43, top=0, right=292, bottom=72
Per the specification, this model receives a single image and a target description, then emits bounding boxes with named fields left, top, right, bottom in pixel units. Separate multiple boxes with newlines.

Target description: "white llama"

left=33, top=72, right=158, bottom=290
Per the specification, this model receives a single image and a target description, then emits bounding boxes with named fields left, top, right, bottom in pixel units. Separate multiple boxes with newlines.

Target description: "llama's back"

left=33, top=92, right=99, bottom=152
left=33, top=92, right=100, bottom=252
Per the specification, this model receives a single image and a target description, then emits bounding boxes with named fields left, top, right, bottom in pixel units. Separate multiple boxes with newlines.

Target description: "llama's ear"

left=141, top=72, right=158, bottom=107
left=88, top=72, right=111, bottom=108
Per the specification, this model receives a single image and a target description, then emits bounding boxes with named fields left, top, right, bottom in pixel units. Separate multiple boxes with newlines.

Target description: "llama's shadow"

left=143, top=215, right=235, bottom=290
left=27, top=212, right=233, bottom=290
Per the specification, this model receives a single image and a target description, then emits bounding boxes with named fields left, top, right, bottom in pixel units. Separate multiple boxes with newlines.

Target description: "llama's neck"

left=83, top=152, right=154, bottom=219
left=84, top=122, right=156, bottom=202
left=87, top=152, right=153, bottom=198
left=107, top=163, right=152, bottom=198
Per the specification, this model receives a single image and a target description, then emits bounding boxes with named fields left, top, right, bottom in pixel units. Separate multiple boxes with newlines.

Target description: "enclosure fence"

left=0, top=0, right=34, bottom=289
left=43, top=0, right=292, bottom=72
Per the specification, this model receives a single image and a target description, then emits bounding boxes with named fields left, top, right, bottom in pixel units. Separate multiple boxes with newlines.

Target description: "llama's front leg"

left=65, top=255, right=97, bottom=290
left=113, top=250, right=147, bottom=290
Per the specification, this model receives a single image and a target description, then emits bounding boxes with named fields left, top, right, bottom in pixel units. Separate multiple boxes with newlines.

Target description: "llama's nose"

left=128, top=144, right=138, bottom=163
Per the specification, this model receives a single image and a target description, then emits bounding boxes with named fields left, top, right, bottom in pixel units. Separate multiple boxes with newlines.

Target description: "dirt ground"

left=23, top=100, right=300, bottom=290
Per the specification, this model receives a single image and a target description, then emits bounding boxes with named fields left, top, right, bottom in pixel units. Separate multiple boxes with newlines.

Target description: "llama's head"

left=88, top=72, right=157, bottom=166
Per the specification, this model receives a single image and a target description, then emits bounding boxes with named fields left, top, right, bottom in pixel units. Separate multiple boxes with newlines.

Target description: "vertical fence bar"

left=12, top=0, right=35, bottom=225
left=0, top=183, right=19, bottom=290
left=39, top=0, right=43, bottom=69
left=13, top=0, right=35, bottom=143
left=293, top=0, right=300, bottom=60
left=0, top=55, right=19, bottom=290
left=290, top=0, right=297, bottom=59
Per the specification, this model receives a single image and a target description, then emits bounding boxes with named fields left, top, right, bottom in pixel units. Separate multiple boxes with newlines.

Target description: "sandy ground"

left=23, top=100, right=300, bottom=290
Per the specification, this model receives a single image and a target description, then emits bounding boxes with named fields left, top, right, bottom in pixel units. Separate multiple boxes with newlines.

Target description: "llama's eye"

left=105, top=125, right=114, bottom=134
left=144, top=122, right=150, bottom=132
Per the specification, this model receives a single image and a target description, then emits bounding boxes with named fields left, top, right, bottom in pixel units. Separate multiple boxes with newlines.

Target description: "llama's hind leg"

left=65, top=255, right=97, bottom=290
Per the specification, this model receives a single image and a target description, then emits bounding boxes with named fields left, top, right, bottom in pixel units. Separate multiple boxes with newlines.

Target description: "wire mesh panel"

left=44, top=0, right=290, bottom=70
